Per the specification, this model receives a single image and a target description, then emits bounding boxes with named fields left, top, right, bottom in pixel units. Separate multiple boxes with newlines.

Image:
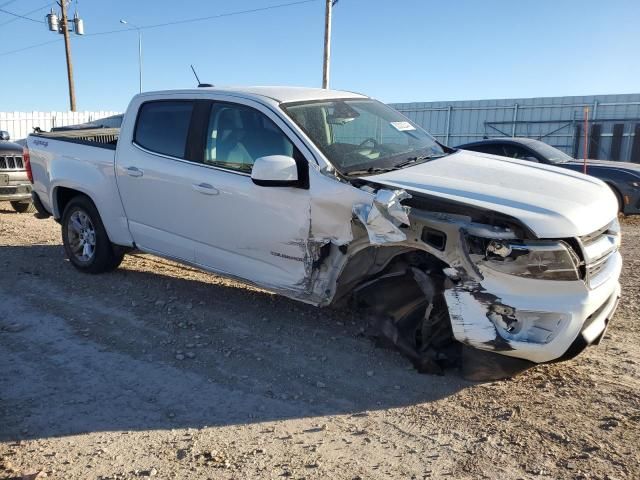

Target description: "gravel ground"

left=0, top=203, right=638, bottom=480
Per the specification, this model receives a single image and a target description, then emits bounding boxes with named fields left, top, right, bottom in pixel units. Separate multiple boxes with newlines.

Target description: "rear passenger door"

left=115, top=99, right=204, bottom=262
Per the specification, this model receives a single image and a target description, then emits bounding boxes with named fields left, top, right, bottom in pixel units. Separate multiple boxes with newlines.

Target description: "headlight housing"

left=466, top=235, right=581, bottom=281
left=609, top=216, right=621, bottom=244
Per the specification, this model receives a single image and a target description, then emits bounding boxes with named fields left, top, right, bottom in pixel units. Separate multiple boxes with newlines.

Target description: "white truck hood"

left=363, top=150, right=618, bottom=238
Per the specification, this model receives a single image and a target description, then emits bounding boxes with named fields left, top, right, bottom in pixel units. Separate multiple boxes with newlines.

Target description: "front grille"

left=0, top=186, right=28, bottom=194
left=0, top=155, right=24, bottom=171
left=578, top=221, right=619, bottom=288
left=580, top=224, right=609, bottom=246
left=586, top=255, right=610, bottom=279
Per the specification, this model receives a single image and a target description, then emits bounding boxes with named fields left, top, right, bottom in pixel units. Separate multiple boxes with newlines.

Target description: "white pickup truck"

left=27, top=86, right=622, bottom=376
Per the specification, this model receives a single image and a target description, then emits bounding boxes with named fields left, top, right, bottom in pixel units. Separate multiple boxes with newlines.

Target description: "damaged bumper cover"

left=445, top=252, right=622, bottom=363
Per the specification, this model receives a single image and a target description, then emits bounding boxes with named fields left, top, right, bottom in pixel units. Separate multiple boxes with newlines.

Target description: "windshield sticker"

left=390, top=121, right=416, bottom=132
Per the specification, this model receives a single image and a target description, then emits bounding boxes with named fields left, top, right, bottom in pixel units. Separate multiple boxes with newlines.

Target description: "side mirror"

left=0, top=131, right=9, bottom=141
left=251, top=155, right=299, bottom=187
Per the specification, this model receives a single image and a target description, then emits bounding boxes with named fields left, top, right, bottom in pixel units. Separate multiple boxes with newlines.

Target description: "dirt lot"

left=0, top=204, right=638, bottom=480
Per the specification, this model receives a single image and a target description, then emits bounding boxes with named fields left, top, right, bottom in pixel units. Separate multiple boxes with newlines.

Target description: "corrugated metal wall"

left=390, top=94, right=640, bottom=162
left=0, top=111, right=121, bottom=141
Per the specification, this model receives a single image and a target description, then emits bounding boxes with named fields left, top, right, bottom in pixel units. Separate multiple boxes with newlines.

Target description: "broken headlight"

left=466, top=236, right=581, bottom=281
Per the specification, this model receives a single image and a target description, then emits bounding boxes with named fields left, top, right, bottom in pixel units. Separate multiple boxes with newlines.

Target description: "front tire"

left=10, top=201, right=36, bottom=214
left=61, top=196, right=124, bottom=273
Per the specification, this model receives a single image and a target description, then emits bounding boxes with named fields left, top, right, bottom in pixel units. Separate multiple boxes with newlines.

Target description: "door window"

left=134, top=101, right=194, bottom=159
left=502, top=144, right=538, bottom=161
left=465, top=144, right=506, bottom=156
left=204, top=103, right=294, bottom=173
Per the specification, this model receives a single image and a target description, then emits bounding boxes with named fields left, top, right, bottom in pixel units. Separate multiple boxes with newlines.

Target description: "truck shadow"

left=0, top=244, right=473, bottom=442
left=0, top=205, right=19, bottom=214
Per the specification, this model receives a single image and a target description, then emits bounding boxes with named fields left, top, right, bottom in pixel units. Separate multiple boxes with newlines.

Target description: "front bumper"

left=0, top=183, right=31, bottom=202
left=444, top=251, right=622, bottom=363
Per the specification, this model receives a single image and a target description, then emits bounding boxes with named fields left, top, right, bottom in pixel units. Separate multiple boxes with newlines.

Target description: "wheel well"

left=605, top=183, right=623, bottom=212
left=55, top=187, right=90, bottom=218
left=54, top=187, right=132, bottom=253
left=334, top=246, right=457, bottom=374
left=332, top=246, right=449, bottom=306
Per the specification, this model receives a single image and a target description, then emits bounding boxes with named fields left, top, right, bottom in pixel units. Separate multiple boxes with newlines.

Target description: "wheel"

left=354, top=269, right=458, bottom=375
left=10, top=201, right=36, bottom=214
left=61, top=196, right=124, bottom=273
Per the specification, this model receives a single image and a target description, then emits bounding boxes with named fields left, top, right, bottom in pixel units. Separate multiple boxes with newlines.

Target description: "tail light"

left=23, top=146, right=33, bottom=184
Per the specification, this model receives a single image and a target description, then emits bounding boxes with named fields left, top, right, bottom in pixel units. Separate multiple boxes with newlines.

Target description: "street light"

left=120, top=19, right=142, bottom=94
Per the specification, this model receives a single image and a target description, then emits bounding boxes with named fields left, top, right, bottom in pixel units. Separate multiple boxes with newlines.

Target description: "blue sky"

left=1, top=0, right=639, bottom=111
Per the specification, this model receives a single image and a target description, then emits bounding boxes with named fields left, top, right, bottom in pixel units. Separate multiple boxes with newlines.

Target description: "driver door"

left=187, top=99, right=314, bottom=291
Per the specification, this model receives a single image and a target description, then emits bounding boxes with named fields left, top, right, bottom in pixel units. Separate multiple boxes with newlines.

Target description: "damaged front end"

left=309, top=183, right=542, bottom=377
left=290, top=176, right=620, bottom=380
left=311, top=182, right=619, bottom=380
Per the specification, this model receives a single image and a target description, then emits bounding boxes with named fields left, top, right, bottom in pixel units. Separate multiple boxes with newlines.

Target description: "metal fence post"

left=445, top=106, right=452, bottom=146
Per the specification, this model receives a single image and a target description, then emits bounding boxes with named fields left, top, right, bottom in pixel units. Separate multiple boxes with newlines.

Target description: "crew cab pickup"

left=27, top=86, right=622, bottom=375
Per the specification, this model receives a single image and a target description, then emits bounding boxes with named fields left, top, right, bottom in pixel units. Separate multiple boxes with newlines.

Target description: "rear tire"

left=10, top=201, right=36, bottom=214
left=61, top=196, right=124, bottom=274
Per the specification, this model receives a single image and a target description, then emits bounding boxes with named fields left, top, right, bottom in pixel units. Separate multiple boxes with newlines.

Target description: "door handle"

left=192, top=182, right=219, bottom=195
left=126, top=166, right=144, bottom=178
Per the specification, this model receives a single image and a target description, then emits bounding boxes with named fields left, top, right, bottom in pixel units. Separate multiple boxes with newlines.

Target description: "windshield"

left=282, top=99, right=447, bottom=175
left=530, top=141, right=573, bottom=164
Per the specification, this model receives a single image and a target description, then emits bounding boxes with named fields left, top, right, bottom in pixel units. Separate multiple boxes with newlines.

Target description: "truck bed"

left=32, top=128, right=119, bottom=150
left=27, top=131, right=123, bottom=235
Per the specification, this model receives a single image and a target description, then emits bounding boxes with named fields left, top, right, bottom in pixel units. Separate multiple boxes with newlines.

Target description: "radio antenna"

left=190, top=64, right=201, bottom=85
left=190, top=64, right=213, bottom=88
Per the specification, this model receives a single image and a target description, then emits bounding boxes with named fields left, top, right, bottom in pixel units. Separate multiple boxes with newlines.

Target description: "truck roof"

left=138, top=86, right=368, bottom=104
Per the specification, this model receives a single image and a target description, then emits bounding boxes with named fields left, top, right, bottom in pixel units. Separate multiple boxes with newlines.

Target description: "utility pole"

left=59, top=0, right=76, bottom=111
left=47, top=2, right=84, bottom=111
left=322, top=0, right=333, bottom=89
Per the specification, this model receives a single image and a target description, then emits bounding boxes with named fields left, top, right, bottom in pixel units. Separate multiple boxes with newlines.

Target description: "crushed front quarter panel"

left=352, top=188, right=412, bottom=245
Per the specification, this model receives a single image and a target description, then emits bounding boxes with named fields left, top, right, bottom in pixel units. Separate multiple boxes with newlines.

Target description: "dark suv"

left=0, top=130, right=33, bottom=213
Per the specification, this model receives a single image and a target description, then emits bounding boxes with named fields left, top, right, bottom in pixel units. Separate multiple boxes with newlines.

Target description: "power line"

left=84, top=0, right=319, bottom=36
left=0, top=0, right=19, bottom=9
left=0, top=2, right=54, bottom=27
left=0, top=38, right=61, bottom=57
left=0, top=0, right=320, bottom=57
left=0, top=6, right=44, bottom=23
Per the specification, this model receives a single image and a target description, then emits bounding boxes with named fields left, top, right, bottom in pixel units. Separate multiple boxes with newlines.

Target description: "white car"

left=26, top=86, right=622, bottom=376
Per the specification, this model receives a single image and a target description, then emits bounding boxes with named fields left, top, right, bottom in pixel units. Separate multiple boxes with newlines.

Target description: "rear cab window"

left=134, top=101, right=194, bottom=158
